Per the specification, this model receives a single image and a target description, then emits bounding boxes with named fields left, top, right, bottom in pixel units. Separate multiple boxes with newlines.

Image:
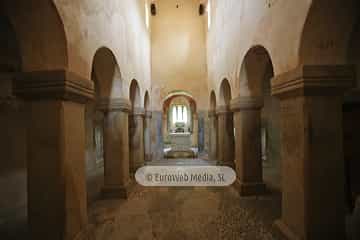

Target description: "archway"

left=0, top=0, right=68, bottom=71
left=129, top=79, right=144, bottom=173
left=162, top=91, right=198, bottom=159
left=0, top=2, right=92, bottom=239
left=208, top=91, right=218, bottom=160
left=0, top=13, right=27, bottom=236
left=144, top=91, right=152, bottom=162
left=85, top=47, right=123, bottom=203
left=299, top=0, right=358, bottom=65
left=219, top=79, right=232, bottom=106
left=210, top=91, right=217, bottom=111
left=233, top=45, right=279, bottom=196
left=241, top=46, right=279, bottom=190
left=273, top=1, right=359, bottom=238
left=129, top=79, right=141, bottom=110
left=218, top=79, right=235, bottom=167
left=344, top=9, right=360, bottom=239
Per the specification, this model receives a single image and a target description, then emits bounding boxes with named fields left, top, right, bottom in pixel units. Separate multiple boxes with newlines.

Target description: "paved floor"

left=86, top=158, right=284, bottom=239
left=88, top=185, right=283, bottom=240
left=146, top=158, right=217, bottom=166
left=2, top=157, right=359, bottom=239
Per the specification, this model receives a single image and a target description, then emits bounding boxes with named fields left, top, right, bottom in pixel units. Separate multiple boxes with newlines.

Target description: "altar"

left=164, top=132, right=197, bottom=158
left=169, top=132, right=191, bottom=151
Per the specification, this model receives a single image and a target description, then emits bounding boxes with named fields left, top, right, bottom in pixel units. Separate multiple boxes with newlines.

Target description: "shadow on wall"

left=0, top=14, right=27, bottom=232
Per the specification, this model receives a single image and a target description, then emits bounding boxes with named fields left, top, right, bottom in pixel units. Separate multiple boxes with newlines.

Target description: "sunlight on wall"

left=207, top=1, right=211, bottom=30
left=145, top=1, right=150, bottom=29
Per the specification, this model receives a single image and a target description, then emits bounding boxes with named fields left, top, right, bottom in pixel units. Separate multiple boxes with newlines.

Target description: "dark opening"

left=151, top=3, right=157, bottom=16
left=199, top=4, right=205, bottom=15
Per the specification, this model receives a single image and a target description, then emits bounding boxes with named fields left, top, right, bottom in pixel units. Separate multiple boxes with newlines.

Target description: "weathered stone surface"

left=232, top=97, right=266, bottom=196
left=272, top=65, right=355, bottom=240
left=129, top=112, right=145, bottom=173
left=89, top=185, right=283, bottom=240
left=216, top=107, right=235, bottom=168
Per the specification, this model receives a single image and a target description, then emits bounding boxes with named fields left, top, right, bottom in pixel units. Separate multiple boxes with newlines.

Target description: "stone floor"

left=146, top=158, right=217, bottom=166
left=2, top=157, right=358, bottom=239
left=88, top=185, right=284, bottom=240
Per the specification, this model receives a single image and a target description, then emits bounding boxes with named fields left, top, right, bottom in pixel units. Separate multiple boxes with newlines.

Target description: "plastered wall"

left=207, top=0, right=310, bottom=99
left=54, top=0, right=152, bottom=100
left=150, top=0, right=209, bottom=111
left=207, top=0, right=359, bottom=100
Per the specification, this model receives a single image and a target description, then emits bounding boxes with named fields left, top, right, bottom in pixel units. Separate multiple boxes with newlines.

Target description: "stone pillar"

left=97, top=98, right=132, bottom=199
left=272, top=65, right=355, bottom=240
left=231, top=97, right=266, bottom=196
left=208, top=110, right=218, bottom=161
left=129, top=107, right=145, bottom=173
left=162, top=113, right=167, bottom=136
left=216, top=106, right=235, bottom=168
left=14, top=70, right=94, bottom=240
left=191, top=113, right=198, bottom=147
left=144, top=111, right=152, bottom=162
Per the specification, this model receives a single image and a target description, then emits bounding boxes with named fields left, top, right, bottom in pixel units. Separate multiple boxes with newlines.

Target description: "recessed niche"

left=151, top=3, right=157, bottom=16
left=199, top=4, right=205, bottom=15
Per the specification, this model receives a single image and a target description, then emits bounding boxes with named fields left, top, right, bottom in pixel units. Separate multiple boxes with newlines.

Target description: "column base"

left=73, top=223, right=95, bottom=240
left=274, top=219, right=301, bottom=240
left=101, top=182, right=133, bottom=199
left=145, top=154, right=152, bottom=162
left=222, top=162, right=236, bottom=169
left=130, top=163, right=145, bottom=174
left=234, top=179, right=266, bottom=196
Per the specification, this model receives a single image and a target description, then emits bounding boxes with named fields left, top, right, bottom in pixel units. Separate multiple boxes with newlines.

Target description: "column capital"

left=271, top=65, right=355, bottom=99
left=230, top=96, right=264, bottom=112
left=216, top=105, right=232, bottom=115
left=131, top=107, right=145, bottom=117
left=208, top=110, right=217, bottom=117
left=145, top=111, right=152, bottom=118
left=14, top=70, right=94, bottom=103
left=97, top=98, right=131, bottom=113
left=344, top=88, right=360, bottom=103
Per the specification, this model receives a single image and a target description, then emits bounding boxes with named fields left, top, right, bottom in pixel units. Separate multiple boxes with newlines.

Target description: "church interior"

left=0, top=0, right=360, bottom=239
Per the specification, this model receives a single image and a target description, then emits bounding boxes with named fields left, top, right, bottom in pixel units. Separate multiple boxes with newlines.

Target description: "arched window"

left=172, top=105, right=188, bottom=124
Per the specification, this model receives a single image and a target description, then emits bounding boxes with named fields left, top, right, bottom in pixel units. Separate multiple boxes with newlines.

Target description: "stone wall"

left=0, top=81, right=26, bottom=226
left=151, top=111, right=164, bottom=161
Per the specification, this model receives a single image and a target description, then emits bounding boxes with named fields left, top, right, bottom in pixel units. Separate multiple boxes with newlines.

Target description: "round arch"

left=238, top=45, right=274, bottom=98
left=210, top=90, right=217, bottom=111
left=0, top=0, right=68, bottom=71
left=0, top=14, right=21, bottom=72
left=91, top=47, right=122, bottom=99
left=299, top=0, right=359, bottom=65
left=219, top=79, right=232, bottom=106
left=144, top=90, right=150, bottom=110
left=163, top=92, right=197, bottom=114
left=129, top=79, right=141, bottom=108
left=163, top=90, right=195, bottom=104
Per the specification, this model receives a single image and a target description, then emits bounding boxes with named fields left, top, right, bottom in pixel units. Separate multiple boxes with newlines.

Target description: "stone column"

left=208, top=110, right=218, bottom=161
left=144, top=111, right=152, bottom=162
left=272, top=65, right=355, bottom=240
left=97, top=98, right=132, bottom=199
left=129, top=107, right=145, bottom=173
left=191, top=113, right=198, bottom=148
left=162, top=113, right=167, bottom=136
left=216, top=106, right=235, bottom=168
left=14, top=70, right=93, bottom=240
left=231, top=97, right=266, bottom=196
